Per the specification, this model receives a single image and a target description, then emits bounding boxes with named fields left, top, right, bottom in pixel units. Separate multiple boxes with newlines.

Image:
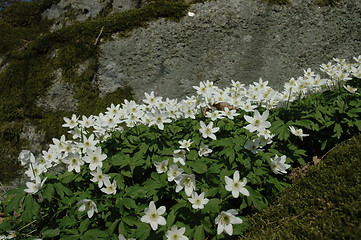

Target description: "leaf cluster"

left=1, top=77, right=361, bottom=239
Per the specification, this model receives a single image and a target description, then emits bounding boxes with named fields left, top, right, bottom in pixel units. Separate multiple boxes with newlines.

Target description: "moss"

left=261, top=0, right=291, bottom=5
left=241, top=135, right=361, bottom=240
left=0, top=0, right=190, bottom=184
left=0, top=0, right=60, bottom=55
left=0, top=121, right=25, bottom=183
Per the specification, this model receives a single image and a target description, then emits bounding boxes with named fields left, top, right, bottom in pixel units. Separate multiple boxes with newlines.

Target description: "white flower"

left=150, top=109, right=172, bottom=130
left=0, top=231, right=16, bottom=239
left=154, top=159, right=169, bottom=173
left=78, top=134, right=98, bottom=153
left=222, top=107, right=240, bottom=120
left=79, top=115, right=94, bottom=128
left=77, top=199, right=98, bottom=218
left=244, top=110, right=271, bottom=133
left=188, top=192, right=209, bottom=209
left=166, top=225, right=188, bottom=240
left=215, top=209, right=243, bottom=236
left=187, top=11, right=195, bottom=17
left=100, top=179, right=117, bottom=195
left=167, top=164, right=184, bottom=182
left=18, top=150, right=35, bottom=166
left=173, top=149, right=186, bottom=165
left=62, top=152, right=84, bottom=173
left=239, top=101, right=257, bottom=112
left=143, top=91, right=162, bottom=108
left=224, top=171, right=249, bottom=198
left=175, top=174, right=196, bottom=197
left=90, top=167, right=111, bottom=188
left=140, top=201, right=166, bottom=231
left=62, top=114, right=78, bottom=129
left=83, top=147, right=107, bottom=171
left=343, top=85, right=358, bottom=94
left=244, top=138, right=261, bottom=154
left=205, top=110, right=224, bottom=121
left=198, top=142, right=212, bottom=157
left=24, top=163, right=45, bottom=180
left=178, top=139, right=193, bottom=151
left=24, top=176, right=47, bottom=194
left=199, top=121, right=219, bottom=140
left=289, top=126, right=309, bottom=138
left=269, top=155, right=291, bottom=174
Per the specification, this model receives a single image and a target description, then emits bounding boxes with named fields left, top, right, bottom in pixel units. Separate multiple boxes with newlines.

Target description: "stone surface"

left=36, top=68, right=78, bottom=111
left=42, top=0, right=139, bottom=31
left=97, top=0, right=361, bottom=101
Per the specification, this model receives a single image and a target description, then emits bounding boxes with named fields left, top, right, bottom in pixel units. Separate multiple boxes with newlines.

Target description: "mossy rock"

left=241, top=134, right=361, bottom=240
left=0, top=0, right=191, bottom=184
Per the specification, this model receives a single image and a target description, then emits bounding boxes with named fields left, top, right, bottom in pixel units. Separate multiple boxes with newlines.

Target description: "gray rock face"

left=36, top=68, right=78, bottom=111
left=97, top=0, right=361, bottom=100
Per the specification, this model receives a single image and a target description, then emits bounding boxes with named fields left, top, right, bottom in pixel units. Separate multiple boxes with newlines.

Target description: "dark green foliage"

left=261, top=0, right=291, bottom=5
left=241, top=134, right=361, bottom=240
left=316, top=0, right=341, bottom=7
left=0, top=0, right=59, bottom=55
left=269, top=80, right=361, bottom=161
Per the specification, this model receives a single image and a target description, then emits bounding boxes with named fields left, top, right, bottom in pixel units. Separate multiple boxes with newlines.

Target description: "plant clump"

left=0, top=56, right=360, bottom=239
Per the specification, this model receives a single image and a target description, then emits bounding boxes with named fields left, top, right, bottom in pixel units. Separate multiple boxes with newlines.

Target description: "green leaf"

left=106, top=219, right=119, bottom=235
left=166, top=210, right=176, bottom=227
left=83, top=229, right=109, bottom=239
left=42, top=183, right=55, bottom=201
left=61, top=235, right=79, bottom=240
left=202, top=198, right=221, bottom=214
left=333, top=123, right=343, bottom=139
left=187, top=161, right=207, bottom=174
left=4, top=190, right=26, bottom=215
left=271, top=122, right=290, bottom=141
left=42, top=228, right=60, bottom=238
left=59, top=215, right=78, bottom=229
left=134, top=222, right=150, bottom=240
left=187, top=150, right=199, bottom=161
left=122, top=215, right=139, bottom=227
left=20, top=194, right=39, bottom=223
left=354, top=119, right=361, bottom=131
left=79, top=218, right=91, bottom=234
left=246, top=187, right=267, bottom=211
left=122, top=198, right=137, bottom=210
left=194, top=225, right=205, bottom=239
left=118, top=221, right=130, bottom=236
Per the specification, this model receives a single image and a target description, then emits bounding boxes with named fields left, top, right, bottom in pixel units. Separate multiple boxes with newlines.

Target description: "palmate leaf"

left=333, top=123, right=343, bottom=139
left=270, top=118, right=290, bottom=141
left=20, top=194, right=40, bottom=223
left=4, top=189, right=26, bottom=215
left=82, top=229, right=109, bottom=239
left=41, top=228, right=60, bottom=239
left=42, top=183, right=55, bottom=201
left=187, top=160, right=207, bottom=174
left=193, top=225, right=205, bottom=239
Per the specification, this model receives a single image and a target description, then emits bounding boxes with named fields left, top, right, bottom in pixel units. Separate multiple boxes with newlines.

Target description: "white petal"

left=233, top=171, right=240, bottom=181
left=240, top=188, right=250, bottom=197
left=217, top=223, right=224, bottom=235
left=157, top=216, right=167, bottom=226
left=224, top=224, right=233, bottom=235
left=150, top=221, right=158, bottom=230
left=157, top=206, right=166, bottom=215
left=232, top=190, right=240, bottom=198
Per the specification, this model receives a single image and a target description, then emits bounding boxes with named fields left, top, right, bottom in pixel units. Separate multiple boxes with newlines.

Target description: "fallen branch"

left=94, top=26, right=105, bottom=45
